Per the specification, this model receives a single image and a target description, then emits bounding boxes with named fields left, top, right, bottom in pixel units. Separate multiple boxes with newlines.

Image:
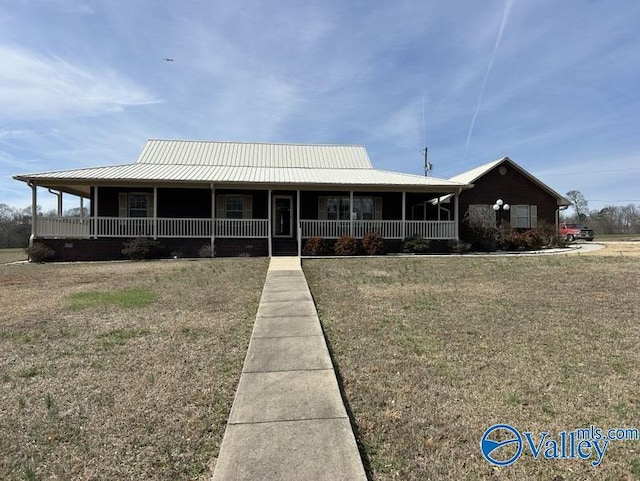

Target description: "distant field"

left=588, top=241, right=640, bottom=257
left=304, top=256, right=640, bottom=480
left=0, top=258, right=269, bottom=480
left=595, top=234, right=640, bottom=242
left=0, top=248, right=27, bottom=264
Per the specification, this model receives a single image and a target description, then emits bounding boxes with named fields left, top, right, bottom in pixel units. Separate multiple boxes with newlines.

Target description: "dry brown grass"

left=0, top=258, right=268, bottom=480
left=586, top=241, right=640, bottom=257
left=0, top=248, right=27, bottom=264
left=304, top=256, right=640, bottom=480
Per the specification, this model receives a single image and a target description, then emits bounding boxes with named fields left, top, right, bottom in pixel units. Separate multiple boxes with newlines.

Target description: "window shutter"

left=318, top=197, right=327, bottom=220
left=374, top=197, right=383, bottom=220
left=118, top=193, right=128, bottom=217
left=510, top=206, right=517, bottom=226
left=243, top=195, right=253, bottom=219
left=146, top=193, right=154, bottom=218
left=530, top=205, right=537, bottom=228
left=216, top=195, right=225, bottom=219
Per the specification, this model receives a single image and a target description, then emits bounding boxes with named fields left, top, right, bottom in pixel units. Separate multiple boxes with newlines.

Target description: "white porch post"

left=349, top=190, right=354, bottom=237
left=297, top=189, right=301, bottom=257
left=153, top=187, right=158, bottom=239
left=29, top=182, right=37, bottom=248
left=437, top=196, right=441, bottom=221
left=402, top=192, right=406, bottom=239
left=80, top=196, right=84, bottom=219
left=211, top=185, right=215, bottom=256
left=267, top=189, right=272, bottom=257
left=93, top=186, right=99, bottom=238
left=454, top=190, right=460, bottom=240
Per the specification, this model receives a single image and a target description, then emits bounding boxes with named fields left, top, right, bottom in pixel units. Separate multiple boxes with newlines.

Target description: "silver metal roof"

left=14, top=139, right=469, bottom=191
left=16, top=162, right=465, bottom=188
left=136, top=139, right=374, bottom=169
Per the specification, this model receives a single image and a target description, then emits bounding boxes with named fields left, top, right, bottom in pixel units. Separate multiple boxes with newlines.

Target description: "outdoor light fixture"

left=493, top=199, right=510, bottom=211
left=493, top=199, right=510, bottom=226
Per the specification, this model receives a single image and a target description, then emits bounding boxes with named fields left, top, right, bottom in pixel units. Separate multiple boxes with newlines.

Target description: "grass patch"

left=0, top=248, right=27, bottom=264
left=68, top=287, right=156, bottom=309
left=304, top=256, right=640, bottom=480
left=0, top=257, right=268, bottom=480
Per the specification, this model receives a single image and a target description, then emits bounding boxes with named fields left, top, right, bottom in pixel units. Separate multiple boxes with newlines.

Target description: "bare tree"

left=566, top=190, right=589, bottom=222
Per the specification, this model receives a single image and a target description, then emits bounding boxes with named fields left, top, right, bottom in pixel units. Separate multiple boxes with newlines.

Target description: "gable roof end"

left=450, top=156, right=572, bottom=206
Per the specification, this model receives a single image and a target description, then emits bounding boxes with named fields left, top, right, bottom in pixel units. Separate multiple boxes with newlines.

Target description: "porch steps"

left=272, top=238, right=298, bottom=256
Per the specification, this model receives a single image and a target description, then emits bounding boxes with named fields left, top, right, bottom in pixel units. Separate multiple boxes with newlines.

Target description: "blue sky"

left=2, top=0, right=639, bottom=212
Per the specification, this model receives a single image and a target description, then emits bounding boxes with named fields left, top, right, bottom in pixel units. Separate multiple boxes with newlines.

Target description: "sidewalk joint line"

left=228, top=415, right=349, bottom=426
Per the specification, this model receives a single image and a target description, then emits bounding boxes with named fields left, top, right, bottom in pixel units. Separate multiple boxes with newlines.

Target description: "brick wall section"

left=36, top=238, right=268, bottom=261
left=458, top=164, right=559, bottom=228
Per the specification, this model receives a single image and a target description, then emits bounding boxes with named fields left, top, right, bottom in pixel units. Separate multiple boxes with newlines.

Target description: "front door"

left=273, top=196, right=293, bottom=237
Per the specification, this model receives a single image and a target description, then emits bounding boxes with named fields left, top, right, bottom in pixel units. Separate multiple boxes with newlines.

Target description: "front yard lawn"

left=304, top=256, right=640, bottom=480
left=0, top=258, right=268, bottom=480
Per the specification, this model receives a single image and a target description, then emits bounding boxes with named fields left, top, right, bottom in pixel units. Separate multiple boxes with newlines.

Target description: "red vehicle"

left=559, top=223, right=595, bottom=242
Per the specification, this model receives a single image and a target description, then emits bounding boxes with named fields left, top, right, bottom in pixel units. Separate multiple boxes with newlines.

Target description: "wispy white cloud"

left=2, top=0, right=640, bottom=209
left=0, top=44, right=159, bottom=121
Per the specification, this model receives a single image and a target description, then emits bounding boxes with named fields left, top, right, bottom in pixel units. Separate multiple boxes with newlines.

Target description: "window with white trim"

left=510, top=205, right=538, bottom=228
left=353, top=197, right=374, bottom=220
left=129, top=193, right=149, bottom=217
left=119, top=192, right=153, bottom=217
left=225, top=195, right=244, bottom=219
left=216, top=194, right=253, bottom=219
left=319, top=196, right=382, bottom=220
left=326, top=197, right=350, bottom=220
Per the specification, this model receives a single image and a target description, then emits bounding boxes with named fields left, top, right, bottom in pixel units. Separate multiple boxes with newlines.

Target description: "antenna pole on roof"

left=423, top=147, right=432, bottom=177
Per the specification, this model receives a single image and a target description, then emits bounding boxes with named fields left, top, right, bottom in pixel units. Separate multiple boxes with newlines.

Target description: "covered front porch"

left=29, top=184, right=460, bottom=257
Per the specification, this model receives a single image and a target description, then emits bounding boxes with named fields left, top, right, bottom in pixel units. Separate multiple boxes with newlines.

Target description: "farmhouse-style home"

left=14, top=140, right=472, bottom=260
left=442, top=156, right=572, bottom=237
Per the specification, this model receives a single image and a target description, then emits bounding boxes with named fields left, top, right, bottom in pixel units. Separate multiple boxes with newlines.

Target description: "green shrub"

left=334, top=235, right=360, bottom=256
left=26, top=242, right=55, bottom=263
left=302, top=236, right=328, bottom=256
left=501, top=229, right=545, bottom=251
left=121, top=237, right=160, bottom=260
left=361, top=232, right=385, bottom=255
left=401, top=236, right=431, bottom=254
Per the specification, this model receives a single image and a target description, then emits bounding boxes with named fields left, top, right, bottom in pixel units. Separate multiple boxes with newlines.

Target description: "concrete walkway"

left=212, top=257, right=367, bottom=481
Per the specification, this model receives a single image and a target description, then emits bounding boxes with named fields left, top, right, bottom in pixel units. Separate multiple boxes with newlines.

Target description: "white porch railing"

left=36, top=217, right=269, bottom=239
left=36, top=217, right=456, bottom=240
left=299, top=220, right=457, bottom=239
left=38, top=217, right=91, bottom=238
left=214, top=219, right=269, bottom=238
left=405, top=220, right=457, bottom=239
left=300, top=220, right=352, bottom=238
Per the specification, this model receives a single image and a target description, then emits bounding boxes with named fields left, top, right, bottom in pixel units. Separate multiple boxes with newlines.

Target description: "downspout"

left=439, top=205, right=451, bottom=220
left=557, top=204, right=569, bottom=232
left=48, top=188, right=63, bottom=216
left=29, top=181, right=37, bottom=253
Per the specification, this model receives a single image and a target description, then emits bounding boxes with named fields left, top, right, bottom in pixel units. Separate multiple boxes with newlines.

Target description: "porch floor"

left=212, top=257, right=366, bottom=480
